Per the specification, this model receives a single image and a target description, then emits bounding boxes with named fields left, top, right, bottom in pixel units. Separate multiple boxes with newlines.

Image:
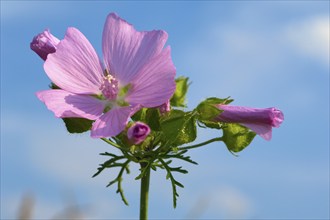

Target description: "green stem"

left=178, top=137, right=223, bottom=150
left=101, top=138, right=123, bottom=150
left=139, top=163, right=151, bottom=220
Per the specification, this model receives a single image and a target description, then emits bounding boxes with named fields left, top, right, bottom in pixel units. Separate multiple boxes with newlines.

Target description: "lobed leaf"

left=160, top=110, right=197, bottom=146
left=222, top=123, right=256, bottom=153
left=170, top=76, right=190, bottom=107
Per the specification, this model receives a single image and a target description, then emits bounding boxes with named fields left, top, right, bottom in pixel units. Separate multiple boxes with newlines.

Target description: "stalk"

left=139, top=163, right=151, bottom=220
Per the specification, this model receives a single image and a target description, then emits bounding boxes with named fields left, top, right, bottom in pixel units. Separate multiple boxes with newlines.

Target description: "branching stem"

left=178, top=137, right=223, bottom=150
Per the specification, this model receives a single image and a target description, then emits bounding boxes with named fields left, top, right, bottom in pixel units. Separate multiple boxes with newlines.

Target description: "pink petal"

left=125, top=47, right=176, bottom=107
left=91, top=106, right=137, bottom=138
left=241, top=123, right=272, bottom=141
left=44, top=27, right=104, bottom=95
left=36, top=90, right=105, bottom=120
left=102, top=13, right=168, bottom=85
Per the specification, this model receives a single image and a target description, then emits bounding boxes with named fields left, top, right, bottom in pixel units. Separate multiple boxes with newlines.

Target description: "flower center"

left=100, top=74, right=119, bottom=100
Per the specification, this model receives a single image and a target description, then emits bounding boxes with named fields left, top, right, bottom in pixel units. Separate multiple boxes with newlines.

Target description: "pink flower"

left=215, top=105, right=284, bottom=140
left=159, top=100, right=171, bottom=114
left=36, top=13, right=176, bottom=138
left=127, top=122, right=151, bottom=144
left=30, top=29, right=60, bottom=60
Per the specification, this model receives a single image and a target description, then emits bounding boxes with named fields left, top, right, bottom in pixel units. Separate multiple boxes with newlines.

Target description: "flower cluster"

left=31, top=12, right=284, bottom=209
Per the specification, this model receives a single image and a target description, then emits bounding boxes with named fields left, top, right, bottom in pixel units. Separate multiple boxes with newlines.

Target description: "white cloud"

left=284, top=15, right=330, bottom=67
left=185, top=185, right=255, bottom=219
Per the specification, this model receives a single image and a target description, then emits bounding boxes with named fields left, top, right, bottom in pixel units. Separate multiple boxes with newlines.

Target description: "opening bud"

left=127, top=122, right=151, bottom=145
left=30, top=29, right=60, bottom=60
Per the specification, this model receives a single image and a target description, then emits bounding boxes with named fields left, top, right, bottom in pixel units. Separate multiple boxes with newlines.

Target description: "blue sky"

left=1, top=1, right=329, bottom=219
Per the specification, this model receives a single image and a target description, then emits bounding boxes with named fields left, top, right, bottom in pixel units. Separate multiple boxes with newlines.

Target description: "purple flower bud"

left=30, top=29, right=60, bottom=60
left=127, top=122, right=151, bottom=144
left=159, top=100, right=171, bottom=114
left=215, top=104, right=284, bottom=141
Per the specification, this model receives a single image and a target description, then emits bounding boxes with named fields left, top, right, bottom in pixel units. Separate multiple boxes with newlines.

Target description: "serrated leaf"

left=170, top=77, right=190, bottom=107
left=160, top=110, right=197, bottom=146
left=222, top=123, right=256, bottom=152
left=62, top=118, right=93, bottom=133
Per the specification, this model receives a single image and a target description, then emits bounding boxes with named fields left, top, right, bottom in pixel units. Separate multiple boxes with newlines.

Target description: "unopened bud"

left=127, top=122, right=150, bottom=144
left=30, top=29, right=60, bottom=60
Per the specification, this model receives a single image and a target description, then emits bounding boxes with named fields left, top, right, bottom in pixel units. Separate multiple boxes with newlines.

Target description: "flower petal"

left=91, top=106, right=138, bottom=138
left=125, top=47, right=176, bottom=107
left=36, top=90, right=105, bottom=120
left=241, top=123, right=272, bottom=141
left=102, top=13, right=168, bottom=85
left=44, top=27, right=104, bottom=95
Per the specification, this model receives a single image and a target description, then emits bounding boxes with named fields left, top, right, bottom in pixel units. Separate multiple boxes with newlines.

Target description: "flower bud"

left=127, top=122, right=151, bottom=144
left=159, top=100, right=171, bottom=114
left=30, top=29, right=60, bottom=60
left=215, top=104, right=284, bottom=140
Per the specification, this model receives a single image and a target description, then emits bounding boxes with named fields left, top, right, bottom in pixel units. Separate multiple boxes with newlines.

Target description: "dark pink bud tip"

left=127, top=122, right=151, bottom=144
left=30, top=29, right=60, bottom=60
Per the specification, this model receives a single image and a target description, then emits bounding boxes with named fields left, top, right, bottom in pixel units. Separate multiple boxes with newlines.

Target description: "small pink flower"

left=30, top=29, right=60, bottom=60
left=35, top=13, right=176, bottom=138
left=127, top=122, right=151, bottom=144
left=215, top=104, right=284, bottom=140
left=159, top=100, right=171, bottom=114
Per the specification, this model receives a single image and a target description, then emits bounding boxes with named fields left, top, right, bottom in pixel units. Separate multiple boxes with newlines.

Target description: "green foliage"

left=131, top=108, right=161, bottom=131
left=160, top=110, right=197, bottom=146
left=63, top=118, right=93, bottom=133
left=158, top=158, right=185, bottom=208
left=91, top=93, right=259, bottom=208
left=170, top=76, right=190, bottom=107
left=93, top=152, right=130, bottom=205
left=222, top=123, right=256, bottom=153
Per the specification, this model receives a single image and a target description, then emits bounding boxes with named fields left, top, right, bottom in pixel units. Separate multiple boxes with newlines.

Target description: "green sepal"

left=49, top=82, right=60, bottom=89
left=62, top=118, right=93, bottom=134
left=196, top=97, right=233, bottom=129
left=160, top=110, right=197, bottom=146
left=222, top=123, right=256, bottom=153
left=170, top=76, right=190, bottom=107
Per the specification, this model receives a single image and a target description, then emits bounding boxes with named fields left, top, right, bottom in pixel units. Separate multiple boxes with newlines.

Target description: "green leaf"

left=160, top=110, right=197, bottom=146
left=131, top=108, right=147, bottom=122
left=159, top=158, right=185, bottom=208
left=170, top=77, right=190, bottom=107
left=222, top=123, right=256, bottom=153
left=62, top=118, right=93, bottom=133
left=145, top=108, right=161, bottom=131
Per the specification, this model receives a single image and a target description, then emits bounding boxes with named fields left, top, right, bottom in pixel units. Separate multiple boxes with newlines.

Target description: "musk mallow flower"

left=30, top=29, right=60, bottom=60
left=127, top=122, right=151, bottom=145
left=35, top=13, right=176, bottom=138
left=215, top=104, right=284, bottom=141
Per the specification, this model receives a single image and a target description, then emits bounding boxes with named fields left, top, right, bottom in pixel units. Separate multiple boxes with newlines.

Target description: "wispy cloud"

left=284, top=15, right=329, bottom=68
left=185, top=185, right=255, bottom=219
